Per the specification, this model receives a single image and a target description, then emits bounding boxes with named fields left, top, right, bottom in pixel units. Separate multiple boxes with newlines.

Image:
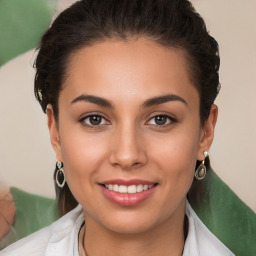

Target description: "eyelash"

left=79, top=113, right=177, bottom=128
left=79, top=113, right=110, bottom=128
left=146, top=114, right=177, bottom=127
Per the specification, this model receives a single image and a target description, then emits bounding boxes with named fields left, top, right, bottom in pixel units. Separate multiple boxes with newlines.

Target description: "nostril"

left=108, top=142, right=148, bottom=169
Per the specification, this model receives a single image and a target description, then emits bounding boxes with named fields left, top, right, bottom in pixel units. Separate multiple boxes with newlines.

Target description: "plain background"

left=0, top=0, right=255, bottom=212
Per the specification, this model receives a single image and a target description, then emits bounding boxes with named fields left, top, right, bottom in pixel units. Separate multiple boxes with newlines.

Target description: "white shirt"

left=1, top=201, right=234, bottom=256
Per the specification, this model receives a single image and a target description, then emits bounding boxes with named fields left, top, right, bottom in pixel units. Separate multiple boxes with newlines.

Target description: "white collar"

left=183, top=200, right=234, bottom=255
left=44, top=202, right=234, bottom=256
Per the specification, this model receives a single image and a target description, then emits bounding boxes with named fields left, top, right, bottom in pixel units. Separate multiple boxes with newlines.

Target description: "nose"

left=109, top=125, right=147, bottom=170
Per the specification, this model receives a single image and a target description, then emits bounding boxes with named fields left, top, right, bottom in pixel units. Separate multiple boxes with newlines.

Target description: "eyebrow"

left=142, top=94, right=187, bottom=108
left=71, top=94, right=113, bottom=108
left=70, top=93, right=187, bottom=108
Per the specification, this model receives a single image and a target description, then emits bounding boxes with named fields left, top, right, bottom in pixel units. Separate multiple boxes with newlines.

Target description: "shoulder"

left=0, top=205, right=84, bottom=256
left=184, top=201, right=234, bottom=256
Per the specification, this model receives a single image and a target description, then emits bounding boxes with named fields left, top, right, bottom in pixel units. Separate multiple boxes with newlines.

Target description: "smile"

left=104, top=184, right=154, bottom=194
left=99, top=180, right=158, bottom=206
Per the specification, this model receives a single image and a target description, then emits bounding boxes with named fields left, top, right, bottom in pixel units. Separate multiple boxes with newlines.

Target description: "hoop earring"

left=195, top=151, right=208, bottom=180
left=56, top=161, right=66, bottom=188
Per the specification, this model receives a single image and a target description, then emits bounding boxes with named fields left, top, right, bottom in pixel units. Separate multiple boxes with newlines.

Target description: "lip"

left=100, top=179, right=155, bottom=186
left=99, top=180, right=158, bottom=206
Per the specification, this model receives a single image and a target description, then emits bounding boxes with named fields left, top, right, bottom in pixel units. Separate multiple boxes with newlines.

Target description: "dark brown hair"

left=34, top=0, right=220, bottom=215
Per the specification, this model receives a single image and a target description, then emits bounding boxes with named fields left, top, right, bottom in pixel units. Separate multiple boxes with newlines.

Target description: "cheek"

left=58, top=127, right=109, bottom=198
left=148, top=127, right=200, bottom=187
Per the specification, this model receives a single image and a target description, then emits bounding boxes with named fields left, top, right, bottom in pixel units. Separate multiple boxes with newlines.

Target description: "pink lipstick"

left=99, top=179, right=158, bottom=206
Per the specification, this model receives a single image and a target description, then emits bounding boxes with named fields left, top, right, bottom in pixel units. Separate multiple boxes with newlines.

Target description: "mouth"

left=103, top=184, right=155, bottom=194
left=99, top=180, right=158, bottom=206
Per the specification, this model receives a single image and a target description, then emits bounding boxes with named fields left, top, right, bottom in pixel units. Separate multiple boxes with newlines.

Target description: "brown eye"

left=154, top=115, right=168, bottom=125
left=147, top=115, right=176, bottom=126
left=89, top=115, right=102, bottom=125
left=82, top=115, right=108, bottom=126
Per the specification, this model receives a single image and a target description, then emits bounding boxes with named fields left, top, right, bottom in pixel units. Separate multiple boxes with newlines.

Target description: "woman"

left=1, top=0, right=234, bottom=255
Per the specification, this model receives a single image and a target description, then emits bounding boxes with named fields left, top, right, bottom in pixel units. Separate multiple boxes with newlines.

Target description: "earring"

left=195, top=151, right=208, bottom=180
left=56, top=161, right=66, bottom=188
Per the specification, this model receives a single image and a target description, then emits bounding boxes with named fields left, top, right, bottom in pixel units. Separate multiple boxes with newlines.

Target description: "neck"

left=82, top=203, right=186, bottom=256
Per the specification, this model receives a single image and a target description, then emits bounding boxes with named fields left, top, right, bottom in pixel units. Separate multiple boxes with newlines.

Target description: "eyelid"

left=145, top=113, right=177, bottom=126
left=79, top=112, right=111, bottom=127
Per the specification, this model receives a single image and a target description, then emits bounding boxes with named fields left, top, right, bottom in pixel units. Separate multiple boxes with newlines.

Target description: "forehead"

left=62, top=38, right=199, bottom=106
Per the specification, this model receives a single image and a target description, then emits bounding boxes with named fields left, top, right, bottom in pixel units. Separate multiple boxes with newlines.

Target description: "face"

left=47, top=38, right=217, bottom=235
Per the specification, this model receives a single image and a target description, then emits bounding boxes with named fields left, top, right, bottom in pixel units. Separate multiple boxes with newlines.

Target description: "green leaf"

left=0, top=0, right=55, bottom=66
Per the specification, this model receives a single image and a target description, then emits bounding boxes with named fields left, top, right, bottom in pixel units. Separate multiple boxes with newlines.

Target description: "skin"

left=47, top=38, right=218, bottom=256
left=0, top=188, right=16, bottom=240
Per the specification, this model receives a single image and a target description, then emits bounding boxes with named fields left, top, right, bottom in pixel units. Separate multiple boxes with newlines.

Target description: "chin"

left=103, top=219, right=157, bottom=235
left=94, top=208, right=170, bottom=235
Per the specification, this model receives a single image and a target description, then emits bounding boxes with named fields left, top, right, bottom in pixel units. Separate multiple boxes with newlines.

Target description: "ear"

left=197, top=104, right=218, bottom=161
left=46, top=105, right=63, bottom=162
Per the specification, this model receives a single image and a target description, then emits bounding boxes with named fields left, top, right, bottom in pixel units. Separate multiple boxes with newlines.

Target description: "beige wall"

left=0, top=0, right=255, bottom=212
left=192, top=0, right=256, bottom=212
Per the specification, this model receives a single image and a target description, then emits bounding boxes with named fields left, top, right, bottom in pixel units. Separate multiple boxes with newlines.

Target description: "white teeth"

left=105, top=184, right=154, bottom=193
left=119, top=185, right=127, bottom=193
left=113, top=184, right=119, bottom=192
left=143, top=184, right=149, bottom=190
left=127, top=185, right=137, bottom=194
left=136, top=184, right=144, bottom=192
